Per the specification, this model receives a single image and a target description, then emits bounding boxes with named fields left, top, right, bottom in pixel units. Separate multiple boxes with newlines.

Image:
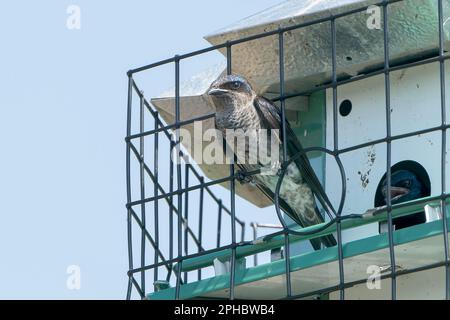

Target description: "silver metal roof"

left=206, top=0, right=379, bottom=41
left=205, top=0, right=450, bottom=95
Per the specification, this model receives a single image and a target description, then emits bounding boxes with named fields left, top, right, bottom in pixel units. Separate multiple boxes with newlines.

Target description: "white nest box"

left=326, top=62, right=449, bottom=242
left=150, top=0, right=450, bottom=238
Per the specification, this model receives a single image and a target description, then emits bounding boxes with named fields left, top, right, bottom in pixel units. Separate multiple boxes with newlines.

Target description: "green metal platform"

left=148, top=197, right=450, bottom=300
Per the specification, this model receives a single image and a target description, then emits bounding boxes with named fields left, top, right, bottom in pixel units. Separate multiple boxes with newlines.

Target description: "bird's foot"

left=236, top=171, right=254, bottom=185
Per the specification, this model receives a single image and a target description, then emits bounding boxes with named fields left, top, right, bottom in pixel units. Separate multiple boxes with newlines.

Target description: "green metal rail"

left=148, top=196, right=450, bottom=299
left=175, top=196, right=448, bottom=272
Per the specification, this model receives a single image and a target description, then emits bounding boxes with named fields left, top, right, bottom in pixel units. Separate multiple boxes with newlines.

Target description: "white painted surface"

left=202, top=230, right=448, bottom=299
left=329, top=267, right=447, bottom=300
left=325, top=62, right=450, bottom=243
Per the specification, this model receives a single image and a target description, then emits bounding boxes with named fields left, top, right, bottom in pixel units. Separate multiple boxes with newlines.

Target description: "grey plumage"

left=208, top=74, right=336, bottom=250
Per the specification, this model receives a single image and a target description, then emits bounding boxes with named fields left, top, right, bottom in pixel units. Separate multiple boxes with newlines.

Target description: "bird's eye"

left=403, top=180, right=411, bottom=188
left=232, top=81, right=241, bottom=89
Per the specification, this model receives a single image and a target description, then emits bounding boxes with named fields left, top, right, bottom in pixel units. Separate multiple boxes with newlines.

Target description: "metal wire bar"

left=278, top=28, right=292, bottom=299
left=279, top=30, right=288, bottom=164
left=198, top=176, right=204, bottom=280
left=169, top=138, right=174, bottom=263
left=338, top=124, right=450, bottom=155
left=153, top=111, right=160, bottom=284
left=226, top=42, right=238, bottom=300
left=229, top=166, right=237, bottom=300
left=382, top=0, right=397, bottom=300
left=251, top=223, right=258, bottom=266
left=217, top=201, right=222, bottom=248
left=174, top=56, right=183, bottom=300
left=126, top=112, right=216, bottom=141
left=283, top=233, right=292, bottom=297
left=273, top=55, right=450, bottom=103
left=437, top=0, right=450, bottom=300
left=126, top=166, right=259, bottom=208
left=165, top=139, right=175, bottom=284
left=126, top=75, right=134, bottom=300
left=183, top=164, right=189, bottom=283
left=253, top=223, right=283, bottom=229
left=330, top=16, right=345, bottom=300
left=139, top=93, right=146, bottom=294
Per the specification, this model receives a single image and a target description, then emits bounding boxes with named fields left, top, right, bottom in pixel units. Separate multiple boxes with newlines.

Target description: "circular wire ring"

left=273, top=146, right=347, bottom=236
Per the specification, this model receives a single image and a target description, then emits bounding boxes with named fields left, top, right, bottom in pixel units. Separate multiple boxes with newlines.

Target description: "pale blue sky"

left=0, top=0, right=283, bottom=299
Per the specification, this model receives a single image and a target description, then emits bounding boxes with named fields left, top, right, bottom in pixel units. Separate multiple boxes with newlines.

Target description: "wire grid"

left=125, top=0, right=450, bottom=300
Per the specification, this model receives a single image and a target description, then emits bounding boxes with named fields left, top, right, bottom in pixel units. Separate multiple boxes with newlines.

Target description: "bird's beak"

left=382, top=186, right=410, bottom=201
left=208, top=88, right=229, bottom=96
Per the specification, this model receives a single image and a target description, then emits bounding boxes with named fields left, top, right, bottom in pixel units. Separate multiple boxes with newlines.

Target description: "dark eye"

left=403, top=180, right=411, bottom=188
left=232, top=81, right=241, bottom=89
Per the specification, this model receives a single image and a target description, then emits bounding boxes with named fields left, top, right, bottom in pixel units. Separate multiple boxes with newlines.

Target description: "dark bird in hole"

left=378, top=169, right=427, bottom=232
left=208, top=74, right=336, bottom=250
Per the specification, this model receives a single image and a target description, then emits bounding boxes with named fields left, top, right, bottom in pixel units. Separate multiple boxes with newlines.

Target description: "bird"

left=207, top=73, right=337, bottom=250
left=377, top=169, right=427, bottom=232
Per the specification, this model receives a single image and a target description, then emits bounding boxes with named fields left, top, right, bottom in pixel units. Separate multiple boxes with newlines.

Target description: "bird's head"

left=381, top=170, right=424, bottom=205
left=207, top=74, right=254, bottom=110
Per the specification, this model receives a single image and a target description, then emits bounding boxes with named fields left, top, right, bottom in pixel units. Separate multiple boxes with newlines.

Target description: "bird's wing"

left=253, top=96, right=335, bottom=219
left=214, top=120, right=304, bottom=225
left=253, top=179, right=306, bottom=226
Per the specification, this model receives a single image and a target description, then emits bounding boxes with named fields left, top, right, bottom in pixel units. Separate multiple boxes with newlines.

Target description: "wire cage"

left=125, top=0, right=450, bottom=300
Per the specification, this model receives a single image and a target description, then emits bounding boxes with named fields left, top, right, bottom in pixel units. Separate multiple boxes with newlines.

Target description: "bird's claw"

left=237, top=171, right=253, bottom=185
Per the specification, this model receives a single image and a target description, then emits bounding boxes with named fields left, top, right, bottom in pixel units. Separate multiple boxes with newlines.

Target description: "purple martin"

left=376, top=169, right=428, bottom=232
left=208, top=74, right=337, bottom=250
